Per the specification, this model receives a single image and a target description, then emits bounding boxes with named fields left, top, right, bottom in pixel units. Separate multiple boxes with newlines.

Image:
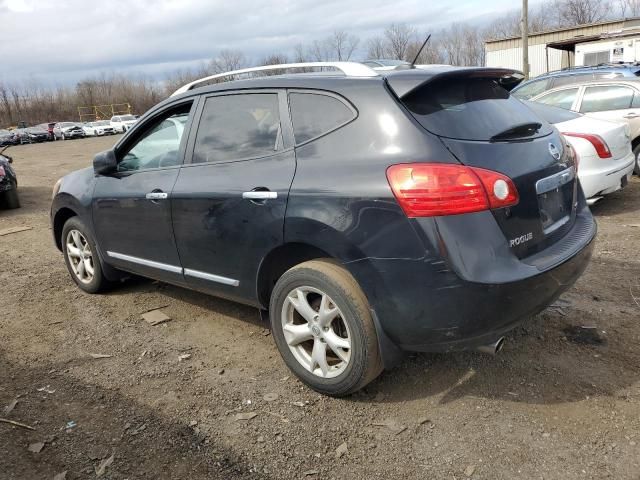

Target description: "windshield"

left=403, top=77, right=552, bottom=141
left=120, top=115, right=135, bottom=121
left=523, top=100, right=581, bottom=124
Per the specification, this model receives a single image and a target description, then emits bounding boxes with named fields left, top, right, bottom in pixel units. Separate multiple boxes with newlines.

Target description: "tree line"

left=0, top=0, right=632, bottom=127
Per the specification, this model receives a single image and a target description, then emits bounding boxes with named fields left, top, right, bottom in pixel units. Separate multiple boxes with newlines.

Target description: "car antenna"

left=410, top=34, right=431, bottom=67
left=395, top=34, right=431, bottom=70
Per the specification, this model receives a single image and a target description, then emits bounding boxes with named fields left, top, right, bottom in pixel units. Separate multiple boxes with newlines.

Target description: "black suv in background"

left=51, top=63, right=595, bottom=396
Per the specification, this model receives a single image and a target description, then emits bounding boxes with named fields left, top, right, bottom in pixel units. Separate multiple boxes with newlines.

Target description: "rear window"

left=512, top=78, right=551, bottom=99
left=289, top=93, right=355, bottom=144
left=402, top=77, right=552, bottom=141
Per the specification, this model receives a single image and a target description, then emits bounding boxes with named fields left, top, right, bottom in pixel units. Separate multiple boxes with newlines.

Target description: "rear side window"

left=580, top=86, right=634, bottom=113
left=193, top=93, right=282, bottom=164
left=402, top=77, right=552, bottom=141
left=551, top=73, right=593, bottom=88
left=289, top=92, right=355, bottom=144
left=594, top=72, right=623, bottom=80
left=512, top=78, right=550, bottom=99
left=536, top=87, right=579, bottom=110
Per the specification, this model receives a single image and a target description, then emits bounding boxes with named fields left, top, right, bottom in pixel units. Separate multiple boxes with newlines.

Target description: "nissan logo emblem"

left=549, top=143, right=561, bottom=160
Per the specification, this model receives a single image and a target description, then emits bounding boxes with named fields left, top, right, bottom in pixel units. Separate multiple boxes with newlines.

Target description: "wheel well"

left=257, top=243, right=332, bottom=308
left=53, top=208, right=77, bottom=250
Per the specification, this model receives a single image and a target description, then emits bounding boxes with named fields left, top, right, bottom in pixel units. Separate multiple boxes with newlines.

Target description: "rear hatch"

left=387, top=68, right=579, bottom=259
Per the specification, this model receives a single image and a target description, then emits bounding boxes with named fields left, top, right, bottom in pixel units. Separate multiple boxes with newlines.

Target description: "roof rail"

left=171, top=62, right=378, bottom=96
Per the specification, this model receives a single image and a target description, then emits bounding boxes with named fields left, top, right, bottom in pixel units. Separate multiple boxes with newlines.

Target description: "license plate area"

left=536, top=167, right=576, bottom=235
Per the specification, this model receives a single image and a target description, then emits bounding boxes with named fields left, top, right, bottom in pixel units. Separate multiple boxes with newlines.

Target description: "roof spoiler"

left=385, top=67, right=525, bottom=99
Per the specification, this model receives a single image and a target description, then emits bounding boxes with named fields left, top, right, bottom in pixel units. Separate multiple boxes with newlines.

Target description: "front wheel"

left=61, top=217, right=111, bottom=293
left=633, top=144, right=640, bottom=175
left=269, top=259, right=382, bottom=396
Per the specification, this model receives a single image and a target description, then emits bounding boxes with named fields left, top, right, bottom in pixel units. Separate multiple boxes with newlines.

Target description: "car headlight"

left=52, top=178, right=62, bottom=199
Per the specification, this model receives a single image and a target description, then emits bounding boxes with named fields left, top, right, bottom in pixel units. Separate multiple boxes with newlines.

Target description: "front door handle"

left=242, top=191, right=278, bottom=200
left=624, top=113, right=639, bottom=119
left=146, top=191, right=168, bottom=200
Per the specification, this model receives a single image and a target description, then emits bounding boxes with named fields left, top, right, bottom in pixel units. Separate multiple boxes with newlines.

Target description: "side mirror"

left=93, top=149, right=117, bottom=175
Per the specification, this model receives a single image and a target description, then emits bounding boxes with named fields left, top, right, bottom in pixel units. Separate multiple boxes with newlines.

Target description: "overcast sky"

left=2, top=0, right=525, bottom=87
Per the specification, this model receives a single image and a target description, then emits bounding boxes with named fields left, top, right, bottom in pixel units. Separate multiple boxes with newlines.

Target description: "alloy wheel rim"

left=66, top=229, right=94, bottom=284
left=281, top=286, right=351, bottom=379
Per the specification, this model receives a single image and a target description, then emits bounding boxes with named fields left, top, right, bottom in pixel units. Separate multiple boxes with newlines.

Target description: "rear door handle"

left=624, top=113, right=639, bottom=119
left=146, top=191, right=168, bottom=200
left=242, top=191, right=278, bottom=200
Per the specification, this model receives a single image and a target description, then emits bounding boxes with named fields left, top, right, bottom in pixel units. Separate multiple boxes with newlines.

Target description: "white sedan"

left=526, top=101, right=635, bottom=203
left=82, top=121, right=116, bottom=137
left=110, top=114, right=137, bottom=133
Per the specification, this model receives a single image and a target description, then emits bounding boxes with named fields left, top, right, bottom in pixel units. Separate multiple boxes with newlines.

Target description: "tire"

left=61, top=217, right=111, bottom=293
left=269, top=259, right=382, bottom=396
left=61, top=133, right=66, bottom=141
left=1, top=182, right=20, bottom=209
left=633, top=144, right=640, bottom=175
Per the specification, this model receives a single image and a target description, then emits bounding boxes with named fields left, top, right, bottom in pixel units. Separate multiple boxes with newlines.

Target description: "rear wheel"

left=1, top=182, right=20, bottom=209
left=62, top=217, right=110, bottom=293
left=633, top=144, right=640, bottom=175
left=269, top=259, right=382, bottom=396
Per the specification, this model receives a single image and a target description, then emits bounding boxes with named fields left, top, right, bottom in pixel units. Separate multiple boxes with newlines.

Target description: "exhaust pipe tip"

left=476, top=337, right=505, bottom=356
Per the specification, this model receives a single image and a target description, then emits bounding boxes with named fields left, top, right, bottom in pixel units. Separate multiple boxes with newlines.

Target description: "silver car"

left=531, top=79, right=640, bottom=174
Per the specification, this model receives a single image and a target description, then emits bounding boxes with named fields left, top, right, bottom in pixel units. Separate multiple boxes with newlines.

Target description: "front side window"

left=193, top=93, right=282, bottom=164
left=117, top=103, right=191, bottom=172
left=580, top=86, right=634, bottom=113
left=535, top=87, right=579, bottom=110
left=289, top=92, right=355, bottom=144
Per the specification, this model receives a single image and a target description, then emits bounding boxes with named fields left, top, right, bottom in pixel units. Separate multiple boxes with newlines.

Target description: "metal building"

left=485, top=17, right=640, bottom=77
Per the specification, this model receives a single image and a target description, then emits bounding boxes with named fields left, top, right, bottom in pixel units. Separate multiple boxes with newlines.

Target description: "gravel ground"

left=1, top=136, right=639, bottom=479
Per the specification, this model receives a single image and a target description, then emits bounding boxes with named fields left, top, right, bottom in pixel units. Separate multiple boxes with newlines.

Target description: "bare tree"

left=210, top=49, right=247, bottom=74
left=308, top=39, right=330, bottom=61
left=384, top=23, right=416, bottom=60
left=293, top=43, right=308, bottom=63
left=327, top=30, right=360, bottom=61
left=554, top=0, right=610, bottom=25
left=365, top=36, right=386, bottom=59
left=619, top=0, right=640, bottom=15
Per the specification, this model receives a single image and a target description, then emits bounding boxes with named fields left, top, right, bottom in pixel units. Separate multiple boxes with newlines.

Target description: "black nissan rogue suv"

left=50, top=63, right=596, bottom=396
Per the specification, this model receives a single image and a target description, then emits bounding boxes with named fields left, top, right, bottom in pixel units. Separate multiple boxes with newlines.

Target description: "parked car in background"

left=36, top=122, right=56, bottom=141
left=51, top=62, right=595, bottom=396
left=531, top=79, right=640, bottom=174
left=110, top=114, right=137, bottom=133
left=525, top=101, right=635, bottom=202
left=54, top=122, right=85, bottom=140
left=513, top=64, right=640, bottom=100
left=0, top=147, right=19, bottom=209
left=362, top=59, right=411, bottom=69
left=82, top=121, right=116, bottom=137
left=29, top=126, right=50, bottom=142
left=16, top=126, right=49, bottom=143
left=0, top=129, right=20, bottom=146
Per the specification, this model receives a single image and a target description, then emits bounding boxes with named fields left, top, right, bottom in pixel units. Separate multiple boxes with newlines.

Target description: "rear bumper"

left=353, top=207, right=596, bottom=353
left=580, top=151, right=635, bottom=199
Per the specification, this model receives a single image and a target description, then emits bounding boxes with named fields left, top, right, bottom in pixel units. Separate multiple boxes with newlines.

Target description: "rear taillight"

left=386, top=163, right=519, bottom=217
left=0, top=166, right=5, bottom=177
left=562, top=132, right=611, bottom=159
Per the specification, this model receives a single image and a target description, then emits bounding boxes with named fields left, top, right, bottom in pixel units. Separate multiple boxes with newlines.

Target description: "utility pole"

left=522, top=0, right=530, bottom=79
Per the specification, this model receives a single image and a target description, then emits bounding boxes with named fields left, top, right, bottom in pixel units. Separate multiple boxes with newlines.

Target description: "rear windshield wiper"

left=490, top=122, right=542, bottom=142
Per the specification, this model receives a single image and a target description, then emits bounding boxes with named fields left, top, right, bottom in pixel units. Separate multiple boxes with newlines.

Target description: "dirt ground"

left=1, top=136, right=639, bottom=480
